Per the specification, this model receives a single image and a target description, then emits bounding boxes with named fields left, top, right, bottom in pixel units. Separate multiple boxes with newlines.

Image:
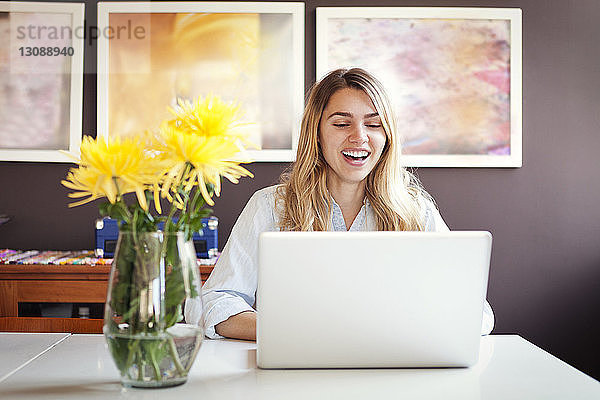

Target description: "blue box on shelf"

left=95, top=217, right=218, bottom=259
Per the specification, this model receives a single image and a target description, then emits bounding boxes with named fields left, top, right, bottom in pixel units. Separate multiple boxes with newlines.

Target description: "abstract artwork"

left=317, top=7, right=522, bottom=167
left=0, top=2, right=84, bottom=162
left=98, top=2, right=304, bottom=162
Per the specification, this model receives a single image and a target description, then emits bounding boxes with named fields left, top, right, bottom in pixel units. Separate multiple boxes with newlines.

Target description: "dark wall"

left=1, top=0, right=599, bottom=380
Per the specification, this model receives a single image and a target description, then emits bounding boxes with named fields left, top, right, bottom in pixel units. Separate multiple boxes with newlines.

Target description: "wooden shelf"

left=0, top=317, right=103, bottom=334
left=0, top=263, right=214, bottom=333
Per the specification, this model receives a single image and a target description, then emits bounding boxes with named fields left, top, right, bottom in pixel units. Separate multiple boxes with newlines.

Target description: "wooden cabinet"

left=0, top=264, right=214, bottom=334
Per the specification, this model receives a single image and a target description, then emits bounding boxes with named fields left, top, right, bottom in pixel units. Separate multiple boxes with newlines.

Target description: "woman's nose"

left=348, top=125, right=368, bottom=144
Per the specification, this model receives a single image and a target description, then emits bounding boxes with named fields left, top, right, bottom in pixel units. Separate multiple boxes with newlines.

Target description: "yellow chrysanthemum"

left=155, top=124, right=253, bottom=206
left=61, top=135, right=162, bottom=210
left=167, top=95, right=255, bottom=148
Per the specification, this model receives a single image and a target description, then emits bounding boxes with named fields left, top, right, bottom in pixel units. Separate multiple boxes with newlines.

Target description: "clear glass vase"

left=103, top=231, right=204, bottom=388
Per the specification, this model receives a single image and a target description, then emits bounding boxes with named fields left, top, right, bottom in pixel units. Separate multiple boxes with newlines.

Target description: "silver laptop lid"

left=257, top=231, right=492, bottom=369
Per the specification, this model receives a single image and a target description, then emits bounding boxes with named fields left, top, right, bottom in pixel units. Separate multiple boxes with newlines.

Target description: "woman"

left=191, top=68, right=494, bottom=340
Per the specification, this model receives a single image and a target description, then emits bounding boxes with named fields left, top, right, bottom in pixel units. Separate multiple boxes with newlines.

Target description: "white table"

left=0, top=332, right=70, bottom=383
left=0, top=334, right=598, bottom=399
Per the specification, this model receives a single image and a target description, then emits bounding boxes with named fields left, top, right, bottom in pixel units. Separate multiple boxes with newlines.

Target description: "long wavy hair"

left=276, top=68, right=432, bottom=231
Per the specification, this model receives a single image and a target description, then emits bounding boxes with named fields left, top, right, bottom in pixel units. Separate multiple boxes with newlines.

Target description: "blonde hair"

left=276, top=68, right=432, bottom=231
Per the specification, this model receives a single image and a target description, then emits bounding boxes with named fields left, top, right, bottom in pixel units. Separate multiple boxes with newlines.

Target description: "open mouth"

left=341, top=150, right=370, bottom=162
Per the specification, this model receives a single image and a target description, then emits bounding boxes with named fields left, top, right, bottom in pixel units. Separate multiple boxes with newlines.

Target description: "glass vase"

left=103, top=231, right=204, bottom=388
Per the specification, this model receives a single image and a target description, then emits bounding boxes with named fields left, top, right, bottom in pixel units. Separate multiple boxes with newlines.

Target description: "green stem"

left=124, top=336, right=140, bottom=379
left=182, top=190, right=191, bottom=239
left=149, top=346, right=162, bottom=381
left=167, top=336, right=186, bottom=375
left=137, top=347, right=144, bottom=381
left=114, top=177, right=147, bottom=296
left=113, top=178, right=133, bottom=222
left=161, top=163, right=192, bottom=282
left=189, top=186, right=202, bottom=215
left=182, top=189, right=191, bottom=216
left=165, top=203, right=178, bottom=236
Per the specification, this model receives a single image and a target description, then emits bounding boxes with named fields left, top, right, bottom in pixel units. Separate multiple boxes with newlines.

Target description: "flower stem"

left=149, top=346, right=162, bottom=381
left=137, top=348, right=144, bottom=381
left=114, top=178, right=133, bottom=222
left=125, top=339, right=140, bottom=380
left=167, top=336, right=186, bottom=375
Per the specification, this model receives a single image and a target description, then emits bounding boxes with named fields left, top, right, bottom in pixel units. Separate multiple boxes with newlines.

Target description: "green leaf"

left=99, top=201, right=129, bottom=222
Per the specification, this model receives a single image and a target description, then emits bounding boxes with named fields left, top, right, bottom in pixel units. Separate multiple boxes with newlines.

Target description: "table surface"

left=0, top=332, right=70, bottom=382
left=0, top=334, right=598, bottom=399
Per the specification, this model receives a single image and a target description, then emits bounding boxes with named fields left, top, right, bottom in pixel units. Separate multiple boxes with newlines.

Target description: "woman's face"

left=318, top=88, right=387, bottom=186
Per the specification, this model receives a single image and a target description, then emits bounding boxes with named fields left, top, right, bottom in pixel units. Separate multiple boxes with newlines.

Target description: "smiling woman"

left=318, top=87, right=387, bottom=227
left=277, top=68, right=431, bottom=233
left=191, top=68, right=495, bottom=341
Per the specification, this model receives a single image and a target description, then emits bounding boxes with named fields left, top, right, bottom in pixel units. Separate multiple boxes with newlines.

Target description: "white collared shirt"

left=187, top=185, right=495, bottom=338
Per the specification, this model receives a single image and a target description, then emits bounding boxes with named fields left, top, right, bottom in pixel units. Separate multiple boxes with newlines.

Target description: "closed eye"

left=333, top=123, right=350, bottom=128
left=366, top=123, right=381, bottom=128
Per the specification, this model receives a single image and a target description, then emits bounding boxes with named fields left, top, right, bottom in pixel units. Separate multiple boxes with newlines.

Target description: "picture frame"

left=0, top=1, right=84, bottom=163
left=97, top=1, right=305, bottom=162
left=317, top=7, right=522, bottom=168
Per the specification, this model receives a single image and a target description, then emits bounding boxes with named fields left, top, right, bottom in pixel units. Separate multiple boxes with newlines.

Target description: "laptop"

left=256, top=231, right=492, bottom=369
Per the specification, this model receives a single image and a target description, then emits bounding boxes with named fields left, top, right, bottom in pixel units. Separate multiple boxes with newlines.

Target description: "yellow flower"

left=61, top=135, right=161, bottom=210
left=155, top=123, right=253, bottom=206
left=168, top=95, right=255, bottom=147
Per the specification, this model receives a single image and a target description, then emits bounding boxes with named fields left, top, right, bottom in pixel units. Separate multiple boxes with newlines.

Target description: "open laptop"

left=256, top=231, right=492, bottom=369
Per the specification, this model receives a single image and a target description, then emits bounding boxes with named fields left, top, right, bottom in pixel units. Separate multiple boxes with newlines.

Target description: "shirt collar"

left=328, top=193, right=369, bottom=232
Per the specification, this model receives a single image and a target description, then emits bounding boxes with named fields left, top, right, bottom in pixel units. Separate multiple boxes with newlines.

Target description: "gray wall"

left=1, top=0, right=598, bottom=379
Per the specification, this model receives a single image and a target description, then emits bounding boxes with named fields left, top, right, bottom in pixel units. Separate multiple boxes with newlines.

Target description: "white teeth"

left=342, top=150, right=369, bottom=158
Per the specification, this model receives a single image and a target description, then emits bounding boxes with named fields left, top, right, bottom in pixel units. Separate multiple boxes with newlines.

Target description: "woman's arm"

left=193, top=187, right=278, bottom=340
left=215, top=311, right=256, bottom=341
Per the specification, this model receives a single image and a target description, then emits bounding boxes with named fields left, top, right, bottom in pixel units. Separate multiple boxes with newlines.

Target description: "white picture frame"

left=97, top=1, right=305, bottom=162
left=0, top=1, right=84, bottom=163
left=317, top=7, right=522, bottom=168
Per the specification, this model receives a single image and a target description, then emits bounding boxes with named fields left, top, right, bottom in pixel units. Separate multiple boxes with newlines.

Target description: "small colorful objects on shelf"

left=0, top=249, right=219, bottom=266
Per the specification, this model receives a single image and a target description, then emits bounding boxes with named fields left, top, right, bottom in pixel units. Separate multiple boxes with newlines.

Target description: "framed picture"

left=0, top=1, right=84, bottom=162
left=98, top=2, right=305, bottom=162
left=317, top=7, right=522, bottom=167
